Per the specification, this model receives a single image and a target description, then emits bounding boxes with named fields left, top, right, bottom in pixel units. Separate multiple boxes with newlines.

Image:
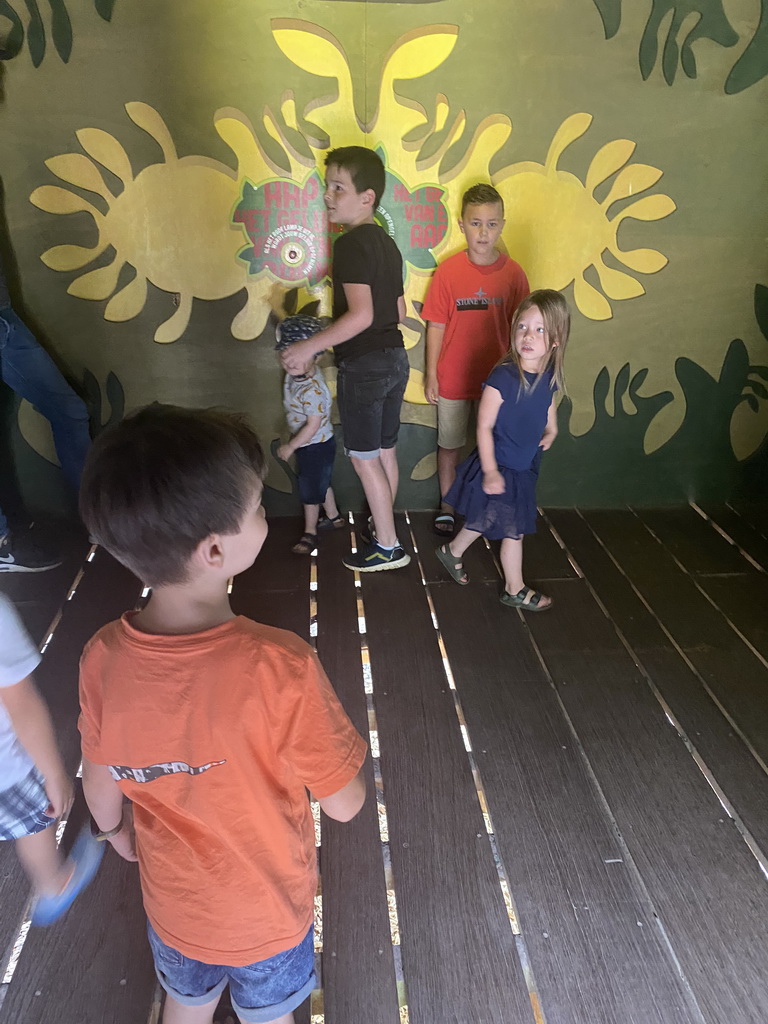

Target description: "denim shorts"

left=295, top=435, right=336, bottom=506
left=336, top=347, right=409, bottom=458
left=147, top=922, right=315, bottom=1023
left=0, top=767, right=56, bottom=841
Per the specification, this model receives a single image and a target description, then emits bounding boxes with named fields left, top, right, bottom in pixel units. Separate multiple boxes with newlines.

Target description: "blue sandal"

left=31, top=825, right=104, bottom=926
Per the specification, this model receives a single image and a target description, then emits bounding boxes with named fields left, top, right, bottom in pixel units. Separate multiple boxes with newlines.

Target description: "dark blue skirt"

left=445, top=449, right=540, bottom=540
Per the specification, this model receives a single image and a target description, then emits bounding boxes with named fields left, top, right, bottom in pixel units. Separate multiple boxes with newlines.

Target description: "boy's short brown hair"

left=80, top=405, right=266, bottom=587
left=325, top=146, right=386, bottom=208
left=461, top=183, right=504, bottom=217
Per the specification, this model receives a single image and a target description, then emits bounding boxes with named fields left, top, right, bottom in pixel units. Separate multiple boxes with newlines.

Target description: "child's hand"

left=109, top=806, right=138, bottom=862
left=482, top=470, right=505, bottom=495
left=539, top=431, right=556, bottom=451
left=282, top=340, right=317, bottom=375
left=424, top=374, right=439, bottom=405
left=44, top=772, right=73, bottom=819
left=276, top=444, right=293, bottom=462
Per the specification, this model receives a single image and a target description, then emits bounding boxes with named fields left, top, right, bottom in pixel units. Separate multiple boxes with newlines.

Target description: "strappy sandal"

left=433, top=511, right=456, bottom=536
left=292, top=533, right=317, bottom=555
left=318, top=514, right=346, bottom=532
left=435, top=543, right=469, bottom=585
left=500, top=586, right=553, bottom=612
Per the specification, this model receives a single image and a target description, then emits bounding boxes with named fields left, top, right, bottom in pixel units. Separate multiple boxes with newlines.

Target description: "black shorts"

left=295, top=435, right=336, bottom=505
left=336, top=348, right=409, bottom=458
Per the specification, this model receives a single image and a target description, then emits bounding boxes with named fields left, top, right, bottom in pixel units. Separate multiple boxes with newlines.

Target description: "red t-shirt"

left=421, top=251, right=529, bottom=399
left=79, top=614, right=366, bottom=966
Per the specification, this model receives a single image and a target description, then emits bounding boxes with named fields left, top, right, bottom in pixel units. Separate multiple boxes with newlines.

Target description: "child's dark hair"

left=325, top=146, right=386, bottom=208
left=499, top=289, right=570, bottom=394
left=80, top=404, right=266, bottom=587
left=461, top=183, right=504, bottom=217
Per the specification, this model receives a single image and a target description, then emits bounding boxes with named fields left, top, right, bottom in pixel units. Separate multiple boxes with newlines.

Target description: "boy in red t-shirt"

left=422, top=183, right=529, bottom=535
left=77, top=405, right=366, bottom=1024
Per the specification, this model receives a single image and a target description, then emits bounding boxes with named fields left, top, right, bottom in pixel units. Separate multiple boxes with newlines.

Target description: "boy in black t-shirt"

left=282, top=147, right=410, bottom=572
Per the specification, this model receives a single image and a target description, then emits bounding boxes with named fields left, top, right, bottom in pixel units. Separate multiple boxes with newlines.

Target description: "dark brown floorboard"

left=359, top=517, right=531, bottom=1024
left=583, top=510, right=768, bottom=767
left=728, top=502, right=768, bottom=538
left=0, top=528, right=90, bottom=644
left=0, top=549, right=141, bottom=966
left=547, top=509, right=768, bottom=853
left=315, top=526, right=401, bottom=1024
left=635, top=507, right=755, bottom=575
left=699, top=504, right=768, bottom=571
left=526, top=576, right=768, bottom=1023
left=431, top=571, right=697, bottom=1024
left=0, top=786, right=156, bottom=1024
left=230, top=518, right=311, bottom=641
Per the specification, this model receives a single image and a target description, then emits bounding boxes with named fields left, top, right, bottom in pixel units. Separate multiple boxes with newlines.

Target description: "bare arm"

left=282, top=283, right=374, bottom=373
left=539, top=396, right=558, bottom=450
left=397, top=294, right=406, bottom=323
left=476, top=385, right=505, bottom=494
left=424, top=322, right=445, bottom=405
left=82, top=756, right=138, bottom=861
left=317, top=769, right=366, bottom=823
left=277, top=414, right=322, bottom=461
left=1, top=675, right=72, bottom=817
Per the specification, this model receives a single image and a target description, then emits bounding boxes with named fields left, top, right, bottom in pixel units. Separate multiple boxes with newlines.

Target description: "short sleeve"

left=282, top=649, right=367, bottom=799
left=0, top=594, right=40, bottom=688
left=78, top=638, right=104, bottom=762
left=421, top=263, right=452, bottom=325
left=299, top=381, right=325, bottom=419
left=484, top=364, right=518, bottom=400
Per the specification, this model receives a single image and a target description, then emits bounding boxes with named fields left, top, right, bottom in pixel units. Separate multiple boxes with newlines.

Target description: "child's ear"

left=194, top=535, right=225, bottom=570
left=362, top=188, right=376, bottom=208
left=458, top=218, right=466, bottom=235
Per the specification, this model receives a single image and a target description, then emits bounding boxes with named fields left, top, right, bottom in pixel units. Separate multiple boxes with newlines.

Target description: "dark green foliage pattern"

left=592, top=0, right=768, bottom=93
left=0, top=0, right=114, bottom=65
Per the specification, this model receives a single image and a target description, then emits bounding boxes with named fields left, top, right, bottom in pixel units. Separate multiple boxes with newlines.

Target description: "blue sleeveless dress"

left=445, top=364, right=555, bottom=540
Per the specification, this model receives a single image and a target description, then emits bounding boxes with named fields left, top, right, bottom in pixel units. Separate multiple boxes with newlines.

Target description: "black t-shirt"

left=331, top=223, right=404, bottom=363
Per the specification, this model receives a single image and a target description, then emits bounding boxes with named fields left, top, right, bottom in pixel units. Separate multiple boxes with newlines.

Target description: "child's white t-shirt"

left=283, top=366, right=334, bottom=447
left=0, top=593, right=41, bottom=792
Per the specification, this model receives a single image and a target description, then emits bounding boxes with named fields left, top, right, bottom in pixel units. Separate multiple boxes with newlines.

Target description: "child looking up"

left=422, top=183, right=529, bottom=536
left=0, top=593, right=102, bottom=926
left=78, top=405, right=367, bottom=1024
left=435, top=289, right=570, bottom=611
left=275, top=314, right=344, bottom=554
left=281, top=147, right=410, bottom=573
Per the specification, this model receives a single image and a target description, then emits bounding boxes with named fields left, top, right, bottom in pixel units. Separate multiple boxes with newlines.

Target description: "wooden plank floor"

left=1, top=505, right=768, bottom=1023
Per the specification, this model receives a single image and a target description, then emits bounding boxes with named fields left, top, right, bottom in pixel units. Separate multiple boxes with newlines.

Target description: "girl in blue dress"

left=436, top=289, right=570, bottom=611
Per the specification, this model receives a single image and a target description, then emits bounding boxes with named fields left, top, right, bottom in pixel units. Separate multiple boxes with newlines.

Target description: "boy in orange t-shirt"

left=422, top=183, right=529, bottom=535
left=77, top=405, right=366, bottom=1024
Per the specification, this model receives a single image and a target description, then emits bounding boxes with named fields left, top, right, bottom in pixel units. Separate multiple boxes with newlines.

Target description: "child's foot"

left=435, top=543, right=469, bottom=584
left=433, top=511, right=455, bottom=536
left=317, top=514, right=346, bottom=532
left=292, top=533, right=317, bottom=555
left=31, top=826, right=104, bottom=926
left=343, top=539, right=410, bottom=572
left=500, top=586, right=553, bottom=612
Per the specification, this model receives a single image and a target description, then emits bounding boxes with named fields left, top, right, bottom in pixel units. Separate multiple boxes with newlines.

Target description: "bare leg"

left=15, top=826, right=69, bottom=897
left=437, top=446, right=461, bottom=508
left=303, top=504, right=320, bottom=535
left=379, top=446, right=399, bottom=511
left=351, top=456, right=396, bottom=548
left=448, top=526, right=482, bottom=559
left=500, top=537, right=551, bottom=606
left=322, top=487, right=340, bottom=520
left=161, top=993, right=218, bottom=1024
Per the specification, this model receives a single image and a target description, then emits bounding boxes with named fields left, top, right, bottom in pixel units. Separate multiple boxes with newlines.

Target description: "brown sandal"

left=292, top=533, right=317, bottom=555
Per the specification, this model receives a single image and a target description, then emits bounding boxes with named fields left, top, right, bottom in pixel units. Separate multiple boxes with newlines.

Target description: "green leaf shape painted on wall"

left=591, top=0, right=768, bottom=91
left=0, top=0, right=111, bottom=65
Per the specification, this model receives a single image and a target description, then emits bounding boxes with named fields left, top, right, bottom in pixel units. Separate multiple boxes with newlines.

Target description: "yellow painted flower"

left=495, top=113, right=675, bottom=320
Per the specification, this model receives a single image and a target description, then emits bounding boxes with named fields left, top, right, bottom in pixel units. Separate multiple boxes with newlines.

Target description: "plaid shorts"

left=0, top=767, right=55, bottom=841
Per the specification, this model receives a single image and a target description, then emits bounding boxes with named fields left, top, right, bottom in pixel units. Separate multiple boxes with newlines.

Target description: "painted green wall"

left=0, top=0, right=766, bottom=516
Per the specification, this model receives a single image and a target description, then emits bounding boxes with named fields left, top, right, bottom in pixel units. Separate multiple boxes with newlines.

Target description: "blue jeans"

left=0, top=306, right=90, bottom=534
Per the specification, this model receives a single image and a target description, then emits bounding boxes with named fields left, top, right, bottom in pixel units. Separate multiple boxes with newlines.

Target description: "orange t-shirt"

left=78, top=614, right=366, bottom=966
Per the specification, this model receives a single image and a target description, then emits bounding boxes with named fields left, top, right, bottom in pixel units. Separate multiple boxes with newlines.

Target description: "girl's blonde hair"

left=498, top=288, right=570, bottom=394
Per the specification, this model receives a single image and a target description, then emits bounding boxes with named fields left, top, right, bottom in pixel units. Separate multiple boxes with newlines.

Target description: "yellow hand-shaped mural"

left=29, top=19, right=674, bottom=348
